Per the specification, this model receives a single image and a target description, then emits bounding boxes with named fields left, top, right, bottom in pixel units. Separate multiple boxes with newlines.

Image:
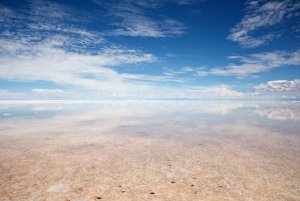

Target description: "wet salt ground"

left=0, top=101, right=300, bottom=201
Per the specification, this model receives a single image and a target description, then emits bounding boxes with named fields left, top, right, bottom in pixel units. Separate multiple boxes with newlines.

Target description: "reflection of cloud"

left=0, top=101, right=248, bottom=137
left=7, top=100, right=300, bottom=120
left=2, top=100, right=300, bottom=147
left=0, top=105, right=9, bottom=109
left=255, top=107, right=300, bottom=120
left=2, top=100, right=248, bottom=117
left=32, top=105, right=64, bottom=111
left=202, top=102, right=245, bottom=115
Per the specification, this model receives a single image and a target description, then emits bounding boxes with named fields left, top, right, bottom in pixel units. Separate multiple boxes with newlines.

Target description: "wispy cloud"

left=175, top=0, right=207, bottom=5
left=228, top=0, right=300, bottom=47
left=0, top=0, right=103, bottom=53
left=111, top=14, right=185, bottom=38
left=121, top=73, right=187, bottom=83
left=195, top=49, right=300, bottom=77
left=92, top=0, right=187, bottom=38
left=166, top=53, right=177, bottom=57
left=28, top=0, right=70, bottom=19
left=163, top=66, right=207, bottom=76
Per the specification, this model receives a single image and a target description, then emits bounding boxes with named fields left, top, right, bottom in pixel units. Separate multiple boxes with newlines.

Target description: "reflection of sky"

left=1, top=100, right=300, bottom=122
left=0, top=100, right=247, bottom=121
left=1, top=103, right=300, bottom=200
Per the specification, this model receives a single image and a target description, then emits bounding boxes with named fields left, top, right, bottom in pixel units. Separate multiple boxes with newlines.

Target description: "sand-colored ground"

left=1, top=102, right=300, bottom=200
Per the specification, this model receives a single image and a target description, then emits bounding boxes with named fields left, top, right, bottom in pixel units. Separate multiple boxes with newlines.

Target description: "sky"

left=0, top=0, right=300, bottom=100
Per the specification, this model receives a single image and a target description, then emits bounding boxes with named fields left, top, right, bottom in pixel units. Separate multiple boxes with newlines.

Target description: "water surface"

left=1, top=100, right=300, bottom=200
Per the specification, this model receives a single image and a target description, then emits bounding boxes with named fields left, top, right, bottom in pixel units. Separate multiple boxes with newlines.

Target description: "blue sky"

left=0, top=0, right=300, bottom=99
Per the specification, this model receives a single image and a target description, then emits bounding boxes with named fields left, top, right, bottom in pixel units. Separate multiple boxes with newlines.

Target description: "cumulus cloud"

left=228, top=0, right=300, bottom=47
left=254, top=79, right=300, bottom=92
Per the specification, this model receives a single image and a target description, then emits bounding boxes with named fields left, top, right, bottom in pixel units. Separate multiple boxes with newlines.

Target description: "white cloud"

left=182, top=67, right=195, bottom=72
left=0, top=5, right=21, bottom=23
left=0, top=90, right=27, bottom=99
left=228, top=0, right=300, bottom=47
left=163, top=68, right=187, bottom=76
left=0, top=0, right=103, bottom=53
left=254, top=79, right=300, bottom=92
left=32, top=89, right=65, bottom=99
left=0, top=0, right=213, bottom=100
left=79, top=84, right=247, bottom=99
left=195, top=71, right=209, bottom=76
left=32, top=89, right=64, bottom=93
left=28, top=0, right=70, bottom=19
left=2, top=0, right=290, bottom=100
left=0, top=5, right=14, bottom=19
left=0, top=89, right=81, bottom=100
left=175, top=0, right=204, bottom=5
left=111, top=14, right=185, bottom=38
left=121, top=73, right=186, bottom=83
left=198, top=49, right=300, bottom=77
left=131, top=85, right=245, bottom=99
left=93, top=0, right=186, bottom=38
left=166, top=53, right=177, bottom=57
left=163, top=66, right=207, bottom=76
left=0, top=37, right=158, bottom=92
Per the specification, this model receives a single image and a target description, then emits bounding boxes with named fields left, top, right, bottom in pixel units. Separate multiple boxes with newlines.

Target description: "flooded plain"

left=0, top=100, right=300, bottom=201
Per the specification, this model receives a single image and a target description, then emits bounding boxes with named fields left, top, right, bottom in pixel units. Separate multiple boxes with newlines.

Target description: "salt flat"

left=1, top=101, right=300, bottom=201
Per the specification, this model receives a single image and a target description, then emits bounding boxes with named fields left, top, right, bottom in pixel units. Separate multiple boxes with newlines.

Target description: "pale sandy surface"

left=1, top=101, right=300, bottom=201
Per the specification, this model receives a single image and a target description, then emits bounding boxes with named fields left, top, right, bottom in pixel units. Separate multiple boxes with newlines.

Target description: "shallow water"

left=0, top=100, right=300, bottom=201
